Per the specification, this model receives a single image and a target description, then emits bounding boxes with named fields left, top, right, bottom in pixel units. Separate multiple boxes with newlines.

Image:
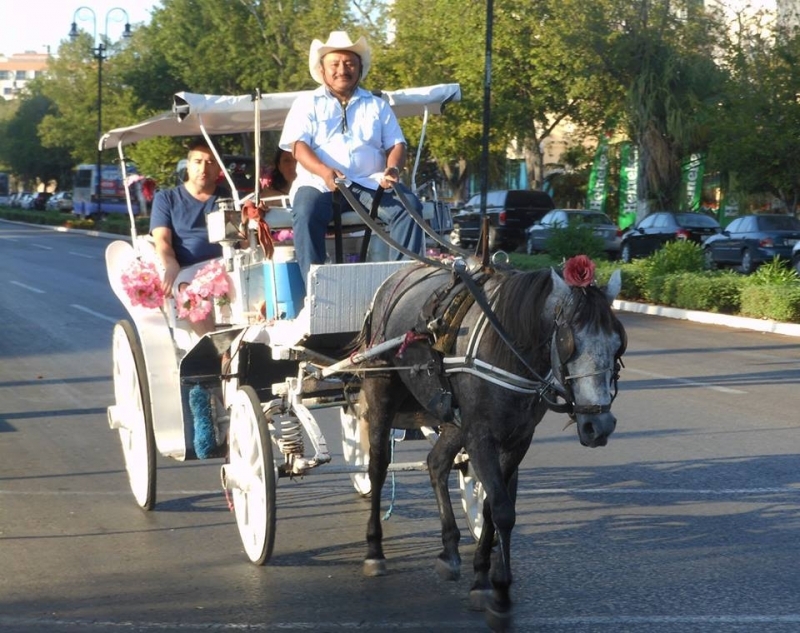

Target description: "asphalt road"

left=2, top=220, right=800, bottom=632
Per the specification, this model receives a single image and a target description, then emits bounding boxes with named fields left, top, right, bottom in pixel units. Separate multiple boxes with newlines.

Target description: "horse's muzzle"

left=576, top=411, right=616, bottom=447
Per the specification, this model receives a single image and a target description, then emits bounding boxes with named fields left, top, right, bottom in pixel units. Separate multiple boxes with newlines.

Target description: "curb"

left=614, top=300, right=800, bottom=338
left=0, top=217, right=125, bottom=241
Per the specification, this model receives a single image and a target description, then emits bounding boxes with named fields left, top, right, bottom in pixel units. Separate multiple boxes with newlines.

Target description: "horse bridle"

left=548, top=293, right=627, bottom=416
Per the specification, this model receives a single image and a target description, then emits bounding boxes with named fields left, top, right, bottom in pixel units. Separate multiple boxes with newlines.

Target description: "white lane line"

left=69, top=251, right=95, bottom=259
left=9, top=280, right=45, bottom=293
left=521, top=486, right=800, bottom=496
left=31, top=243, right=53, bottom=250
left=625, top=366, right=746, bottom=394
left=70, top=304, right=118, bottom=324
left=2, top=614, right=800, bottom=630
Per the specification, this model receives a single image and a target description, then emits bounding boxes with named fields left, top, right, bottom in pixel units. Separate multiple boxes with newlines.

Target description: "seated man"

left=150, top=138, right=229, bottom=336
left=279, top=31, right=425, bottom=284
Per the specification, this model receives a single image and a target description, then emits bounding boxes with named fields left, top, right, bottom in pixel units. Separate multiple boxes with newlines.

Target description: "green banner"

left=586, top=136, right=610, bottom=214
left=617, top=142, right=638, bottom=230
left=680, top=152, right=705, bottom=211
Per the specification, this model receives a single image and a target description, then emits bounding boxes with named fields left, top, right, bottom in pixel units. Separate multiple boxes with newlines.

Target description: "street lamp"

left=69, top=6, right=131, bottom=217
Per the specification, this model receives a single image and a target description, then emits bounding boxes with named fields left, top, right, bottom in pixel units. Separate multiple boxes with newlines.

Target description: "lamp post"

left=69, top=6, right=131, bottom=217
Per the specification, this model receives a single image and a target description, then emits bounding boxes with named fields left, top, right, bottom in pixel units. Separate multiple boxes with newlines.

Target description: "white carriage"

left=104, top=83, right=485, bottom=565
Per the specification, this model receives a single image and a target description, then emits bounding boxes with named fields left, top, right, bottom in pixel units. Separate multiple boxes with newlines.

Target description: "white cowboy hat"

left=309, top=31, right=371, bottom=85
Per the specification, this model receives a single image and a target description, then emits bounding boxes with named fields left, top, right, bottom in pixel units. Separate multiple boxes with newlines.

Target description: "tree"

left=554, top=0, right=727, bottom=215
left=0, top=87, right=72, bottom=188
left=709, top=15, right=800, bottom=213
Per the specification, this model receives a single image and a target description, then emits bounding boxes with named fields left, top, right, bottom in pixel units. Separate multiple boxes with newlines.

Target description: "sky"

left=0, top=0, right=159, bottom=57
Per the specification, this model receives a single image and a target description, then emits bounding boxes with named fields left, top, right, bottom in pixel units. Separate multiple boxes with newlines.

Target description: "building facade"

left=0, top=52, right=49, bottom=101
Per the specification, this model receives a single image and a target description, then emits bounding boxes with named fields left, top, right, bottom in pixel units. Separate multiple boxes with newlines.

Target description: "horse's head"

left=546, top=268, right=625, bottom=447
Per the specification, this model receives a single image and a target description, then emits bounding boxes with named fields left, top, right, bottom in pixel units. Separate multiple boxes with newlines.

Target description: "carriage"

left=104, top=83, right=626, bottom=631
left=103, top=83, right=489, bottom=564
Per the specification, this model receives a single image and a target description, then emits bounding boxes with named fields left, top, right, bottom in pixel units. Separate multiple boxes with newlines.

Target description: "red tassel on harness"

left=396, top=331, right=428, bottom=358
left=241, top=200, right=275, bottom=260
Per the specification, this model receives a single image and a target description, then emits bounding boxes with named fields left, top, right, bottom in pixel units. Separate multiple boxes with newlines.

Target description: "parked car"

left=11, top=192, right=32, bottom=208
left=526, top=209, right=622, bottom=258
left=792, top=241, right=800, bottom=274
left=620, top=211, right=721, bottom=263
left=449, top=189, right=555, bottom=252
left=703, top=214, right=800, bottom=274
left=18, top=193, right=36, bottom=209
left=46, top=191, right=73, bottom=212
left=32, top=192, right=52, bottom=210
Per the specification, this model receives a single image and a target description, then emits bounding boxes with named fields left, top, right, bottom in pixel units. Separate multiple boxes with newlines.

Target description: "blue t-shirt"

left=149, top=185, right=225, bottom=266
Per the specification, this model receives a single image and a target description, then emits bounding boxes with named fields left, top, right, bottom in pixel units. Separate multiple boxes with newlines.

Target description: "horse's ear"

left=605, top=269, right=622, bottom=304
left=550, top=267, right=570, bottom=299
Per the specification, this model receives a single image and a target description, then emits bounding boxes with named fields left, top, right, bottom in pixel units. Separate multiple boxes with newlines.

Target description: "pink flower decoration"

left=563, top=255, right=596, bottom=287
left=274, top=229, right=293, bottom=242
left=176, top=259, right=232, bottom=323
left=120, top=259, right=165, bottom=309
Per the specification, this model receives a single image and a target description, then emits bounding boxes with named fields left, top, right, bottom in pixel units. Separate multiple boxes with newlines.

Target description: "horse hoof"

left=434, top=556, right=460, bottom=581
left=468, top=588, right=491, bottom=611
left=363, top=558, right=387, bottom=577
left=485, top=605, right=512, bottom=632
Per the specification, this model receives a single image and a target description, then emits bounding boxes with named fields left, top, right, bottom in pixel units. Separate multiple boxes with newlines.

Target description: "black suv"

left=450, top=189, right=555, bottom=252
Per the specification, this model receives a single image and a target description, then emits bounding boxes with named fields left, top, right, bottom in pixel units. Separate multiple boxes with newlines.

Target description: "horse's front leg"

left=427, top=422, right=462, bottom=580
left=466, top=450, right=517, bottom=631
left=362, top=374, right=397, bottom=577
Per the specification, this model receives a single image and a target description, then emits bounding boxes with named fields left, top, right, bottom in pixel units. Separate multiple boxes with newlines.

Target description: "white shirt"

left=279, top=85, right=406, bottom=195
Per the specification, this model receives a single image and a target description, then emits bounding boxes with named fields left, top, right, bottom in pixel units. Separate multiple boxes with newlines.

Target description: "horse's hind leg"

left=427, top=422, right=462, bottom=581
left=362, top=373, right=400, bottom=577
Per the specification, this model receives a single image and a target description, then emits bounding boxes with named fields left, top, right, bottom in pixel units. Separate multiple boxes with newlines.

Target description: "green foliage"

left=645, top=240, right=705, bottom=276
left=739, top=284, right=800, bottom=322
left=544, top=223, right=606, bottom=261
left=745, top=257, right=798, bottom=286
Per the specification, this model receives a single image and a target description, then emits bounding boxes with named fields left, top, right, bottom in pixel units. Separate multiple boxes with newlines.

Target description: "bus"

left=0, top=172, right=10, bottom=206
left=72, top=163, right=140, bottom=218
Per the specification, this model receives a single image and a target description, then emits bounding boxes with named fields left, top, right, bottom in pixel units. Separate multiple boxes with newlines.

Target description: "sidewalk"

left=614, top=299, right=800, bottom=338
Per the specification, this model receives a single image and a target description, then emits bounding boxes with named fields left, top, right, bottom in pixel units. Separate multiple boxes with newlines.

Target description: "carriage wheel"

left=228, top=386, right=277, bottom=565
left=458, top=455, right=485, bottom=542
left=111, top=320, right=157, bottom=510
left=340, top=404, right=372, bottom=497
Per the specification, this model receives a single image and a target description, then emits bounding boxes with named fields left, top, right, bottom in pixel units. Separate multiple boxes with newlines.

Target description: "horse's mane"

left=484, top=269, right=554, bottom=371
left=484, top=268, right=617, bottom=372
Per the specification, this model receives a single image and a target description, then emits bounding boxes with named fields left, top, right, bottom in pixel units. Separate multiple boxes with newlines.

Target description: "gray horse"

left=354, top=261, right=625, bottom=631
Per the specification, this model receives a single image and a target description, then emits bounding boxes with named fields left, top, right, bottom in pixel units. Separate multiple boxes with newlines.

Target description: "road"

left=2, top=220, right=800, bottom=632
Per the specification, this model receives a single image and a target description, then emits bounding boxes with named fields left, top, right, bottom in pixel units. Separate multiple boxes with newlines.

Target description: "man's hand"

left=380, top=165, right=401, bottom=189
left=323, top=166, right=345, bottom=192
left=161, top=259, right=180, bottom=297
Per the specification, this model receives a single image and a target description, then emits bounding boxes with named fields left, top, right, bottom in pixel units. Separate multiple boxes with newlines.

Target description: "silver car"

left=526, top=209, right=622, bottom=258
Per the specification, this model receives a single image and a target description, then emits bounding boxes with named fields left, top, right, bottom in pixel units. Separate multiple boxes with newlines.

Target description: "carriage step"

left=107, top=405, right=123, bottom=430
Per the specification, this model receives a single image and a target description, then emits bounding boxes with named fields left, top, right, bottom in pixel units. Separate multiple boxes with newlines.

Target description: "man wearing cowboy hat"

left=279, top=31, right=424, bottom=283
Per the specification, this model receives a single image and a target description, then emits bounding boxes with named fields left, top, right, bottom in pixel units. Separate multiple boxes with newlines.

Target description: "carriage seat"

left=261, top=206, right=384, bottom=231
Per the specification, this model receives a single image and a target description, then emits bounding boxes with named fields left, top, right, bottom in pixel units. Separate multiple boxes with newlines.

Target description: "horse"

left=352, top=257, right=626, bottom=631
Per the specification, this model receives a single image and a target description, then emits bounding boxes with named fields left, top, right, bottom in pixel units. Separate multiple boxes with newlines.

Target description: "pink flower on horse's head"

left=563, top=255, right=596, bottom=287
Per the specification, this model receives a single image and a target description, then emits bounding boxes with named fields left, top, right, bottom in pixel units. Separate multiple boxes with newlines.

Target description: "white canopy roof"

left=99, top=83, right=461, bottom=150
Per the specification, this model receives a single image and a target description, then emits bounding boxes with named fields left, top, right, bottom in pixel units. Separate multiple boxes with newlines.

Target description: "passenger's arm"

left=151, top=226, right=180, bottom=296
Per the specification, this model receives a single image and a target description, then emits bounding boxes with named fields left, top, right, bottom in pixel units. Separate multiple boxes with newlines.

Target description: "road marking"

left=9, top=280, right=45, bottom=293
left=70, top=304, right=118, bottom=324
left=69, top=250, right=95, bottom=259
left=2, top=614, right=800, bottom=630
left=625, top=366, right=746, bottom=394
left=31, top=243, right=53, bottom=250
